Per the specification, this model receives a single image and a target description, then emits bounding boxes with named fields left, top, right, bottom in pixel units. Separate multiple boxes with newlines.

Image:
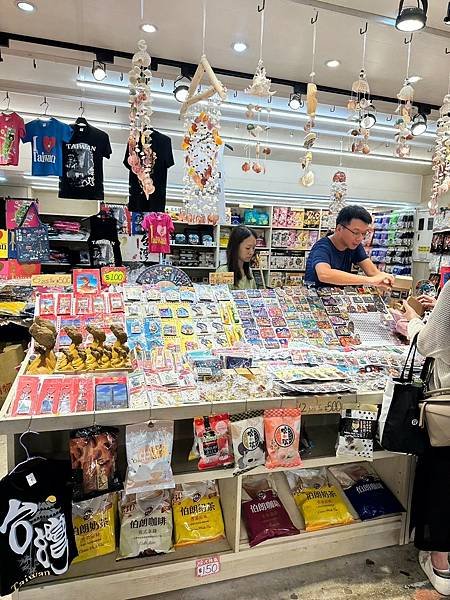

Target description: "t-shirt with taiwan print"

left=0, top=112, right=25, bottom=166
left=59, top=122, right=112, bottom=200
left=141, top=212, right=174, bottom=254
left=22, top=118, right=73, bottom=176
left=0, top=458, right=77, bottom=595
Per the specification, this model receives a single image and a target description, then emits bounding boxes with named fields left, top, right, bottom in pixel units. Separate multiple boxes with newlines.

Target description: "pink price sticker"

left=195, top=555, right=221, bottom=578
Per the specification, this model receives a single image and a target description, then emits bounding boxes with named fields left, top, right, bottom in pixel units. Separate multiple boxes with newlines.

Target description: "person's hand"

left=402, top=300, right=420, bottom=322
left=367, top=272, right=395, bottom=288
left=416, top=294, right=437, bottom=310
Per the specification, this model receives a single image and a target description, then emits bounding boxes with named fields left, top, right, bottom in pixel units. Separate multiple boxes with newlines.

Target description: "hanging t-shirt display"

left=22, top=118, right=73, bottom=177
left=123, top=130, right=174, bottom=213
left=0, top=458, right=77, bottom=596
left=141, top=212, right=174, bottom=254
left=59, top=122, right=112, bottom=200
left=0, top=112, right=25, bottom=166
left=88, top=212, right=122, bottom=267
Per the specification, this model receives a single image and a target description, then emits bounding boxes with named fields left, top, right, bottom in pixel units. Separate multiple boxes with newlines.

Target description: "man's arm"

left=315, top=262, right=394, bottom=287
left=359, top=258, right=395, bottom=284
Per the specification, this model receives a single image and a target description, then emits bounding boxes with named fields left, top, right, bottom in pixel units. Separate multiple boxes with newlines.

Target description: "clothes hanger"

left=38, top=97, right=51, bottom=121
left=75, top=102, right=88, bottom=127
left=9, top=429, right=45, bottom=475
left=1, top=92, right=12, bottom=115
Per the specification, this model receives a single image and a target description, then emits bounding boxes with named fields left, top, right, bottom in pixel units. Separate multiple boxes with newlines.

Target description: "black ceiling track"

left=0, top=31, right=440, bottom=112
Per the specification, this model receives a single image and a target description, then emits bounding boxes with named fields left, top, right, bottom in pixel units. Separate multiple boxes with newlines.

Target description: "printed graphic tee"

left=59, top=122, right=112, bottom=200
left=123, top=129, right=174, bottom=213
left=141, top=212, right=174, bottom=254
left=0, top=112, right=25, bottom=166
left=0, top=458, right=77, bottom=595
left=88, top=213, right=122, bottom=267
left=22, top=118, right=73, bottom=176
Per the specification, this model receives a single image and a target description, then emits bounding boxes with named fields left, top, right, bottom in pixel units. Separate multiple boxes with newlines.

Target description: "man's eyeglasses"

left=340, top=224, right=372, bottom=241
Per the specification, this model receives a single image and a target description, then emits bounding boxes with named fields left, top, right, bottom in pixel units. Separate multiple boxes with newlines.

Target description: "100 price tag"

left=195, top=556, right=221, bottom=578
left=101, top=267, right=127, bottom=286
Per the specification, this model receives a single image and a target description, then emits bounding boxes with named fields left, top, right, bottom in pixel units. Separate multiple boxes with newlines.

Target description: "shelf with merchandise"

left=170, top=243, right=217, bottom=249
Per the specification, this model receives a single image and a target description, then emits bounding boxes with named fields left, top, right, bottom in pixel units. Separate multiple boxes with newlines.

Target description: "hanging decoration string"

left=310, top=18, right=317, bottom=81
left=259, top=3, right=265, bottom=62
left=447, top=71, right=450, bottom=96
left=406, top=37, right=412, bottom=80
left=339, top=138, right=343, bottom=168
left=362, top=29, right=367, bottom=69
left=202, top=0, right=207, bottom=56
left=140, top=0, right=144, bottom=20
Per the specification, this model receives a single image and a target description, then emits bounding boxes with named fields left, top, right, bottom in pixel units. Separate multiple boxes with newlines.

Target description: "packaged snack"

left=242, top=475, right=299, bottom=546
left=70, top=426, right=122, bottom=500
left=329, top=463, right=404, bottom=521
left=286, top=468, right=354, bottom=532
left=194, top=414, right=234, bottom=470
left=336, top=406, right=378, bottom=459
left=125, top=420, right=175, bottom=494
left=118, top=490, right=173, bottom=558
left=72, top=492, right=116, bottom=562
left=230, top=412, right=265, bottom=475
left=264, top=408, right=302, bottom=469
left=172, top=481, right=225, bottom=547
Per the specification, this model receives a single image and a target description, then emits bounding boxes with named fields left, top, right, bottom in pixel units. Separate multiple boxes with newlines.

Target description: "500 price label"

left=195, top=556, right=221, bottom=578
left=297, top=398, right=344, bottom=414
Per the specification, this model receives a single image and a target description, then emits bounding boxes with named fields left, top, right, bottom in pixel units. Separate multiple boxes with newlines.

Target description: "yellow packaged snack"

left=72, top=492, right=116, bottom=562
left=286, top=468, right=354, bottom=532
left=172, top=481, right=225, bottom=547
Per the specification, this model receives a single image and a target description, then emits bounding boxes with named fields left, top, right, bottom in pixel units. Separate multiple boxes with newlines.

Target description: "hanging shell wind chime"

left=394, top=36, right=415, bottom=158
left=127, top=40, right=156, bottom=198
left=327, top=170, right=348, bottom=228
left=429, top=94, right=450, bottom=215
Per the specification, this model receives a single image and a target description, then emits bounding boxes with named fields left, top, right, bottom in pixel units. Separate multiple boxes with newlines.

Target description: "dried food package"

left=70, top=426, right=122, bottom=500
left=172, top=481, right=225, bottom=547
left=194, top=414, right=234, bottom=470
left=118, top=490, right=173, bottom=558
left=230, top=411, right=265, bottom=475
left=264, top=408, right=302, bottom=469
left=328, top=463, right=404, bottom=521
left=242, top=475, right=299, bottom=547
left=286, top=468, right=354, bottom=532
left=72, top=492, right=117, bottom=562
left=125, top=420, right=175, bottom=494
left=336, top=406, right=378, bottom=459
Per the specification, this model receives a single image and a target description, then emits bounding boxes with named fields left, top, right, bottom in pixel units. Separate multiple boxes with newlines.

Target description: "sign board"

left=101, top=266, right=127, bottom=286
left=209, top=271, right=234, bottom=286
left=195, top=555, right=221, bottom=578
left=31, top=273, right=72, bottom=287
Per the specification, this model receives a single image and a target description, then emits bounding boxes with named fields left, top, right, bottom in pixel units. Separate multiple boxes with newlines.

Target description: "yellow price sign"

left=101, top=267, right=127, bottom=286
left=209, top=272, right=234, bottom=286
left=31, top=274, right=72, bottom=287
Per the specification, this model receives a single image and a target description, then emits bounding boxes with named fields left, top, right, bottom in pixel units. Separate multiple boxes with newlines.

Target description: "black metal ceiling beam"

left=0, top=31, right=440, bottom=112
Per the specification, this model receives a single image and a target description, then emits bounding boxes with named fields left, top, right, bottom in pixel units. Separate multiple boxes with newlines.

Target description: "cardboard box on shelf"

left=0, top=344, right=25, bottom=407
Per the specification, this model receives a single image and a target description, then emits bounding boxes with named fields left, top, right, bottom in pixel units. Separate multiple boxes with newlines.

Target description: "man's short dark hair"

left=336, top=205, right=372, bottom=227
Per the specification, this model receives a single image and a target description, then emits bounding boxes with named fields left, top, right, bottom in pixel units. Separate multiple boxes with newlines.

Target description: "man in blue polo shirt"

left=305, top=205, right=394, bottom=288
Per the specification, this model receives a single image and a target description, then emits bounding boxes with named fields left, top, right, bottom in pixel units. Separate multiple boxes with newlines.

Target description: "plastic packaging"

left=230, top=412, right=265, bottom=475
left=72, top=492, right=116, bottom=562
left=194, top=414, right=234, bottom=470
left=264, top=408, right=302, bottom=469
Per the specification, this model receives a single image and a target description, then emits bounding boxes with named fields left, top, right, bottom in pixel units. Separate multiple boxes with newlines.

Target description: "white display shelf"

left=170, top=244, right=217, bottom=249
left=272, top=226, right=321, bottom=231
left=171, top=265, right=215, bottom=270
left=222, top=223, right=271, bottom=229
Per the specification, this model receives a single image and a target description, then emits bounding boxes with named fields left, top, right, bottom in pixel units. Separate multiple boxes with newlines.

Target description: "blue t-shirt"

left=305, top=236, right=368, bottom=287
left=23, top=118, right=73, bottom=176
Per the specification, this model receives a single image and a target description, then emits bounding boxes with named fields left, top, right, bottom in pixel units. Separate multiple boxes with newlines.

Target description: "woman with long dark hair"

left=216, top=225, right=257, bottom=289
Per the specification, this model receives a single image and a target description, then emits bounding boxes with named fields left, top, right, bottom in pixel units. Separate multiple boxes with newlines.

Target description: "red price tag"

left=195, top=555, right=221, bottom=578
left=101, top=266, right=127, bottom=286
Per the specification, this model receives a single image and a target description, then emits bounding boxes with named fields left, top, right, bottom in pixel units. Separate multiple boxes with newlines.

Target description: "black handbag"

left=378, top=335, right=429, bottom=455
left=15, top=202, right=50, bottom=264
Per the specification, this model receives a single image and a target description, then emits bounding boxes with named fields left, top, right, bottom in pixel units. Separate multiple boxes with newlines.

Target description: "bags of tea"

left=72, top=492, right=116, bottom=562
left=230, top=411, right=265, bottom=476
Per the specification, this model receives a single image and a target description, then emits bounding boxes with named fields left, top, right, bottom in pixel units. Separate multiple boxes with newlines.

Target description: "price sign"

left=31, top=274, right=72, bottom=287
left=209, top=272, right=234, bottom=286
left=296, top=397, right=345, bottom=415
left=101, top=266, right=127, bottom=286
left=195, top=555, right=221, bottom=578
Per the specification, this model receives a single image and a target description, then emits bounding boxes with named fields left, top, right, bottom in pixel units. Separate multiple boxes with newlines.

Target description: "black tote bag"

left=15, top=202, right=50, bottom=264
left=378, top=335, right=429, bottom=455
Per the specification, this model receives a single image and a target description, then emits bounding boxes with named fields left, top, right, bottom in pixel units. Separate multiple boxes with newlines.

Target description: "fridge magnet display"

left=73, top=269, right=101, bottom=295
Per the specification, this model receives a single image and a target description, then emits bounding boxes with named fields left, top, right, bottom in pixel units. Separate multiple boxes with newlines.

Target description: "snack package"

left=230, top=412, right=265, bottom=475
left=336, top=406, right=378, bottom=459
left=70, top=426, right=122, bottom=500
left=264, top=408, right=302, bottom=469
left=118, top=490, right=173, bottom=558
left=241, top=475, right=299, bottom=547
left=329, top=463, right=404, bottom=521
left=125, top=421, right=175, bottom=494
left=194, top=414, right=234, bottom=470
left=72, top=492, right=116, bottom=562
left=286, top=468, right=354, bottom=532
left=172, top=481, right=225, bottom=547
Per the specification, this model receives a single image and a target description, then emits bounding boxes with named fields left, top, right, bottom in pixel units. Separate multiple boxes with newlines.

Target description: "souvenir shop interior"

left=0, top=0, right=449, bottom=598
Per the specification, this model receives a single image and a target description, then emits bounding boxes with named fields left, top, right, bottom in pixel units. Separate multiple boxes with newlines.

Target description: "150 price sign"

left=195, top=555, right=221, bottom=578
left=101, top=267, right=127, bottom=286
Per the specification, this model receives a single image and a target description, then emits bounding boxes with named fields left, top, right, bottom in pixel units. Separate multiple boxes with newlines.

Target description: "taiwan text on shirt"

left=22, top=118, right=73, bottom=177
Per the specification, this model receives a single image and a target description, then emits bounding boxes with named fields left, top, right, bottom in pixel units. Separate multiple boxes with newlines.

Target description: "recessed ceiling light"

left=408, top=75, right=422, bottom=83
left=233, top=42, right=248, bottom=53
left=325, top=59, right=341, bottom=68
left=141, top=23, right=157, bottom=33
left=16, top=1, right=35, bottom=11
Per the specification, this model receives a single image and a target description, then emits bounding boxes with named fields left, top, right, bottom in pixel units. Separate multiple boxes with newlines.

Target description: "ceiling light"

left=16, top=1, right=35, bottom=11
left=360, top=112, right=377, bottom=129
left=444, top=1, right=450, bottom=24
left=395, top=0, right=427, bottom=32
left=92, top=59, right=107, bottom=81
left=411, top=112, right=427, bottom=135
left=173, top=75, right=191, bottom=103
left=141, top=23, right=157, bottom=33
left=408, top=75, right=422, bottom=83
left=325, top=59, right=341, bottom=68
left=288, top=93, right=302, bottom=111
left=232, top=42, right=248, bottom=53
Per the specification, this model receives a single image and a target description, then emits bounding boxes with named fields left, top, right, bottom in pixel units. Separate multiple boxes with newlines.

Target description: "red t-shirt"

left=141, top=212, right=174, bottom=254
left=0, top=112, right=25, bottom=166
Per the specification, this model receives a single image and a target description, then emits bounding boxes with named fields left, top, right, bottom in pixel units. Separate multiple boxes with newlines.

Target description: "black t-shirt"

left=59, top=122, right=112, bottom=200
left=123, top=129, right=174, bottom=213
left=0, top=458, right=77, bottom=595
left=88, top=213, right=122, bottom=267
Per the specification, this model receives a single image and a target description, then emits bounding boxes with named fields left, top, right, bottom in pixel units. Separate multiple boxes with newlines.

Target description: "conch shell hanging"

left=352, top=69, right=370, bottom=95
left=245, top=59, right=276, bottom=97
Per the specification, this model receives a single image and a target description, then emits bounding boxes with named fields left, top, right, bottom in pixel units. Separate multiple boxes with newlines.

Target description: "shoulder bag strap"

left=399, top=333, right=418, bottom=383
left=424, top=387, right=450, bottom=399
